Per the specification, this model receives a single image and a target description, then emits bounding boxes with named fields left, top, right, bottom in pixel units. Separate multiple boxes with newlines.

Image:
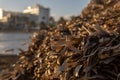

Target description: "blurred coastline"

left=0, top=32, right=32, bottom=55
left=0, top=54, right=18, bottom=71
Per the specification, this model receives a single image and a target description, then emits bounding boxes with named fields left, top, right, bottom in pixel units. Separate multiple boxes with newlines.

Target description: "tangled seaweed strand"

left=1, top=0, right=120, bottom=80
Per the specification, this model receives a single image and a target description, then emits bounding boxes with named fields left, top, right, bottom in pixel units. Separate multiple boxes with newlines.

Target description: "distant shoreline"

left=0, top=54, right=18, bottom=71
left=0, top=30, right=38, bottom=33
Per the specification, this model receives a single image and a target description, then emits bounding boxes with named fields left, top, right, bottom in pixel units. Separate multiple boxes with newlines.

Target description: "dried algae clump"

left=1, top=0, right=120, bottom=80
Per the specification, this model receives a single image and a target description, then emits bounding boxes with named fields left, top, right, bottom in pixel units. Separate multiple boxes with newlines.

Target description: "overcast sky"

left=0, top=0, right=90, bottom=20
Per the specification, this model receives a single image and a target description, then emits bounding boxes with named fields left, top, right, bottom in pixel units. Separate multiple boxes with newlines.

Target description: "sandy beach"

left=0, top=54, right=18, bottom=71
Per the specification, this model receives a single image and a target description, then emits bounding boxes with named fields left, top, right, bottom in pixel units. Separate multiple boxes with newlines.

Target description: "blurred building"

left=0, top=10, right=29, bottom=30
left=0, top=4, right=50, bottom=30
left=23, top=4, right=50, bottom=24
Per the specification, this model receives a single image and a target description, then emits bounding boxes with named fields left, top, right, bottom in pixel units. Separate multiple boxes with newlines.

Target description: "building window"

left=42, top=16, right=45, bottom=20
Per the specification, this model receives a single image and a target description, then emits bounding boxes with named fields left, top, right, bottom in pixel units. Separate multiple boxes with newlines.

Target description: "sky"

left=0, top=0, right=90, bottom=20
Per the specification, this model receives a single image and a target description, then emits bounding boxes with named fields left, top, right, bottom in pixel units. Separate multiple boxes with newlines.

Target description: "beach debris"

left=4, top=49, right=14, bottom=53
left=1, top=0, right=120, bottom=80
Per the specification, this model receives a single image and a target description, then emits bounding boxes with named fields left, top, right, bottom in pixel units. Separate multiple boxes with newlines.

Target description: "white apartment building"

left=0, top=8, right=3, bottom=19
left=0, top=4, right=50, bottom=24
left=23, top=4, right=50, bottom=24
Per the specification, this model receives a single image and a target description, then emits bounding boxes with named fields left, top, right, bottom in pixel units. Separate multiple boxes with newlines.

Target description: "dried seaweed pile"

left=1, top=0, right=120, bottom=80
